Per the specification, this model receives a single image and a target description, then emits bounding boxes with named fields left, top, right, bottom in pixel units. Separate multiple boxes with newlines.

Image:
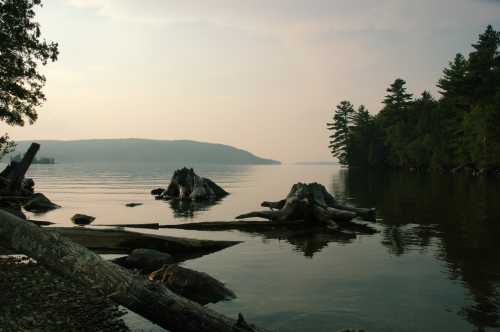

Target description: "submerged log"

left=153, top=167, right=228, bottom=201
left=0, top=209, right=269, bottom=332
left=161, top=219, right=377, bottom=235
left=93, top=223, right=160, bottom=230
left=45, top=227, right=241, bottom=257
left=236, top=183, right=376, bottom=233
left=160, top=220, right=307, bottom=231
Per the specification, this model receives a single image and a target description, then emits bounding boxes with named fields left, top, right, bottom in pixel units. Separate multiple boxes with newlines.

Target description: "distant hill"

left=8, top=139, right=280, bottom=165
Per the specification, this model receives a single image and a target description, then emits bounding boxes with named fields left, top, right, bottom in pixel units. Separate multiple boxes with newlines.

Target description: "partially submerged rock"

left=71, top=213, right=96, bottom=225
left=125, top=202, right=142, bottom=207
left=119, top=248, right=174, bottom=272
left=149, top=264, right=236, bottom=305
left=23, top=193, right=60, bottom=213
left=152, top=167, right=228, bottom=201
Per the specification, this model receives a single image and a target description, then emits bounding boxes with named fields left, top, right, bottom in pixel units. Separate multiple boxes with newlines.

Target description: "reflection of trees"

left=340, top=169, right=500, bottom=330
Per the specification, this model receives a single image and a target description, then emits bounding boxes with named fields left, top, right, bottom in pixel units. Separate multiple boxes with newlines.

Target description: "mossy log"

left=0, top=210, right=269, bottom=332
left=236, top=183, right=376, bottom=232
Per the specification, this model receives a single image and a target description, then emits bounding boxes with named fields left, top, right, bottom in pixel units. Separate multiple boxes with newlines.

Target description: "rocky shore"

left=0, top=256, right=129, bottom=332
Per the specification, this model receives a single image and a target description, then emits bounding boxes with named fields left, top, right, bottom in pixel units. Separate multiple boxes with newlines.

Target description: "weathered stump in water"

left=152, top=167, right=228, bottom=201
left=236, top=182, right=376, bottom=232
left=0, top=143, right=60, bottom=216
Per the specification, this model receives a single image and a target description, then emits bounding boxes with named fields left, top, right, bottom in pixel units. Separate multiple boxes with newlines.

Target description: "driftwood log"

left=153, top=167, right=228, bottom=201
left=0, top=210, right=269, bottom=332
left=236, top=183, right=375, bottom=232
left=44, top=227, right=241, bottom=258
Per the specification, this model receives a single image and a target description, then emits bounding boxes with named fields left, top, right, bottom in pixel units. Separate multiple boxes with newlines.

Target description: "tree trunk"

left=7, top=143, right=39, bottom=194
left=0, top=210, right=269, bottom=332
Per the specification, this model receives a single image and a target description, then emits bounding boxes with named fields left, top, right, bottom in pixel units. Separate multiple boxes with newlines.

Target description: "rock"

left=0, top=203, right=26, bottom=220
left=125, top=202, right=142, bottom=207
left=21, top=178, right=35, bottom=196
left=71, top=214, right=96, bottom=226
left=124, top=248, right=174, bottom=272
left=23, top=193, right=60, bottom=213
left=149, top=264, right=236, bottom=305
left=150, top=188, right=164, bottom=196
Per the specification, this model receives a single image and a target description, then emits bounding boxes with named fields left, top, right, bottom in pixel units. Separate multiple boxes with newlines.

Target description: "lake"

left=16, top=162, right=500, bottom=332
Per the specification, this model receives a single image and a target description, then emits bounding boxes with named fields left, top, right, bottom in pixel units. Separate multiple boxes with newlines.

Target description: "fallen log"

left=45, top=227, right=241, bottom=257
left=93, top=223, right=160, bottom=230
left=160, top=220, right=306, bottom=231
left=0, top=209, right=269, bottom=332
left=161, top=219, right=377, bottom=235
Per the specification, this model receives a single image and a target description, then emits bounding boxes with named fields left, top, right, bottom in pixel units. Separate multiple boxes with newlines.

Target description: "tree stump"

left=153, top=168, right=228, bottom=201
left=236, top=182, right=376, bottom=232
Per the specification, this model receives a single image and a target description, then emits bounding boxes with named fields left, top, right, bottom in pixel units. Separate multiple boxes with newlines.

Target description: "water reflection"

left=249, top=228, right=356, bottom=258
left=168, top=198, right=224, bottom=218
left=339, top=169, right=500, bottom=331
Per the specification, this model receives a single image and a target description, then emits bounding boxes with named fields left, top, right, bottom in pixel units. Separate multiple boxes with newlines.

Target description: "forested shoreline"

left=328, top=26, right=500, bottom=175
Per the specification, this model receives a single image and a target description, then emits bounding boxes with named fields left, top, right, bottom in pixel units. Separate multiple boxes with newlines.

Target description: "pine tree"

left=466, top=25, right=500, bottom=102
left=437, top=53, right=468, bottom=100
left=383, top=78, right=413, bottom=111
left=327, top=101, right=355, bottom=165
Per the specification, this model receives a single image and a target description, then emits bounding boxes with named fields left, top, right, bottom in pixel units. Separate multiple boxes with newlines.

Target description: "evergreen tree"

left=331, top=26, right=500, bottom=172
left=466, top=25, right=500, bottom=102
left=383, top=78, right=413, bottom=111
left=327, top=101, right=355, bottom=165
left=437, top=53, right=468, bottom=100
left=379, top=79, right=414, bottom=166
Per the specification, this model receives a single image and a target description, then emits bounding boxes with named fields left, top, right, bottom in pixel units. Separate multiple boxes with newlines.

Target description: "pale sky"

left=4, top=0, right=500, bottom=162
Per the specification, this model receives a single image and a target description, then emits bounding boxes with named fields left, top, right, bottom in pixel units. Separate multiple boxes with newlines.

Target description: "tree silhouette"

left=328, top=100, right=355, bottom=165
left=0, top=0, right=58, bottom=158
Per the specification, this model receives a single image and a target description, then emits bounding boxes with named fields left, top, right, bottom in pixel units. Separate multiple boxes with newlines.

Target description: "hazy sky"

left=4, top=0, right=500, bottom=162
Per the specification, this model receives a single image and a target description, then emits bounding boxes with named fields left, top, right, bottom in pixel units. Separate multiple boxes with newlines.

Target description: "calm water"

left=14, top=162, right=500, bottom=332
